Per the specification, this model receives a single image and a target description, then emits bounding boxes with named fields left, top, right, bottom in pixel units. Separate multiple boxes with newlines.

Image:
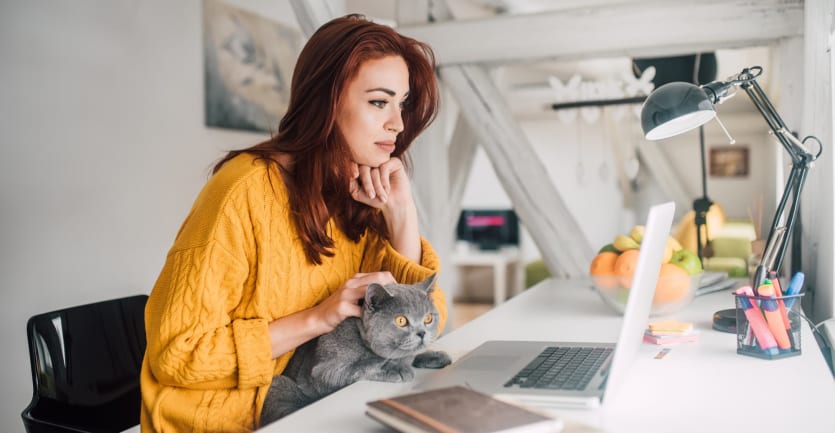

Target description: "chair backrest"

left=22, top=294, right=148, bottom=433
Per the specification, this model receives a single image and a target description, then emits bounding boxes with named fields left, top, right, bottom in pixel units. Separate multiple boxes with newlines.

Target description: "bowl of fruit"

left=589, top=225, right=703, bottom=316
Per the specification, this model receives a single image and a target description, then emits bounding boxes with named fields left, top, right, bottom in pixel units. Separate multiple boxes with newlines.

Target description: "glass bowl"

left=590, top=272, right=702, bottom=316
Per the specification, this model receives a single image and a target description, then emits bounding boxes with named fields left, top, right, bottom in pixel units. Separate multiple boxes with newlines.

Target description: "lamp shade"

left=641, top=82, right=716, bottom=140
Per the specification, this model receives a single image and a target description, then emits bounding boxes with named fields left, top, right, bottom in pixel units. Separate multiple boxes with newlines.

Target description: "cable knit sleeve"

left=145, top=242, right=273, bottom=390
left=145, top=165, right=275, bottom=391
left=360, top=234, right=448, bottom=333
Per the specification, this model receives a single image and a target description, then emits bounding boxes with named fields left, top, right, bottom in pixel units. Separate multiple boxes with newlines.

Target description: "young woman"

left=140, top=14, right=447, bottom=433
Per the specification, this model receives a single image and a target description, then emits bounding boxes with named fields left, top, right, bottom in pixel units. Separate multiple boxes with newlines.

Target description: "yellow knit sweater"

left=140, top=154, right=447, bottom=433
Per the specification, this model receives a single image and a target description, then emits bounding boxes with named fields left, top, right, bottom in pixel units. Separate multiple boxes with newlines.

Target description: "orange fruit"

left=589, top=252, right=618, bottom=275
left=613, top=249, right=640, bottom=288
left=589, top=252, right=619, bottom=290
left=654, top=263, right=690, bottom=303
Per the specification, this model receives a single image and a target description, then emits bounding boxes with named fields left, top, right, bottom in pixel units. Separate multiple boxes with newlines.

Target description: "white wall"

left=0, top=0, right=299, bottom=429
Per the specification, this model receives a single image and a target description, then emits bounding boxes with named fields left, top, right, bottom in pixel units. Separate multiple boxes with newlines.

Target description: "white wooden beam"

left=441, top=65, right=596, bottom=277
left=447, top=114, right=479, bottom=229
left=398, top=0, right=803, bottom=65
left=410, top=116, right=453, bottom=248
left=802, top=0, right=835, bottom=322
left=289, top=0, right=334, bottom=37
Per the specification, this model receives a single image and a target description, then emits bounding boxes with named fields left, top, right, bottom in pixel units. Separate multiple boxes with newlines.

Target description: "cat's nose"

left=416, top=330, right=425, bottom=339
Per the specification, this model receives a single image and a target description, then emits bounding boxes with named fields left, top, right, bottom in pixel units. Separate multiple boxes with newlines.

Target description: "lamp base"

left=712, top=308, right=737, bottom=333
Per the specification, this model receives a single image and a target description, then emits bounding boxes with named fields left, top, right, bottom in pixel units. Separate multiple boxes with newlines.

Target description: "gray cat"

left=260, top=274, right=451, bottom=424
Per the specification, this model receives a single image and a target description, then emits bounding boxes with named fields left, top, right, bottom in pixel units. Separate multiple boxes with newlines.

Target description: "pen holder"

left=734, top=292, right=804, bottom=360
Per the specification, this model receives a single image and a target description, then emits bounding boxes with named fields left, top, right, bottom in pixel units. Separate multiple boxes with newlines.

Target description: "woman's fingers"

left=339, top=272, right=395, bottom=318
left=344, top=271, right=396, bottom=292
left=358, top=165, right=375, bottom=199
left=318, top=272, right=398, bottom=329
left=378, top=158, right=402, bottom=194
left=370, top=169, right=386, bottom=203
left=339, top=301, right=362, bottom=319
left=350, top=158, right=409, bottom=208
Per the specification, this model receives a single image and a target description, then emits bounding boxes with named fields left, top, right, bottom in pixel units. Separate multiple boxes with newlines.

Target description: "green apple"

left=598, top=243, right=618, bottom=254
left=669, top=249, right=703, bottom=275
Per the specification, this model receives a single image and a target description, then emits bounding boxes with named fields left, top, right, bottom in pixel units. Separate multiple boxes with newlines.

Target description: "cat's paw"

left=377, top=363, right=415, bottom=382
left=412, top=350, right=452, bottom=369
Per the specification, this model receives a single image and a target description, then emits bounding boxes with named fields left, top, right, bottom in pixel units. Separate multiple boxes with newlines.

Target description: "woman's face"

left=336, top=55, right=409, bottom=167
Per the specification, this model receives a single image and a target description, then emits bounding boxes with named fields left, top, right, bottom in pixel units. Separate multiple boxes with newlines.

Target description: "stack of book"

left=643, top=320, right=699, bottom=345
left=366, top=385, right=564, bottom=433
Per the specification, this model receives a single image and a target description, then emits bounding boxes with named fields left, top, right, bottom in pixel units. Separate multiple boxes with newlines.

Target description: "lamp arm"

left=741, top=79, right=809, bottom=163
left=756, top=163, right=809, bottom=283
left=731, top=69, right=819, bottom=289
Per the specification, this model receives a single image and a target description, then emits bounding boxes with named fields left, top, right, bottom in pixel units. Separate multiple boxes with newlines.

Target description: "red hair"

left=213, top=14, right=439, bottom=264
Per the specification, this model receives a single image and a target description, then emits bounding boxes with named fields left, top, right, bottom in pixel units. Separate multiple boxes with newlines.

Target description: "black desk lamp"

left=640, top=66, right=822, bottom=290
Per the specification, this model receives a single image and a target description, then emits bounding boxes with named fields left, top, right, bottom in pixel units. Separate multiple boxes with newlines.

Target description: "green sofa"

left=703, top=220, right=757, bottom=277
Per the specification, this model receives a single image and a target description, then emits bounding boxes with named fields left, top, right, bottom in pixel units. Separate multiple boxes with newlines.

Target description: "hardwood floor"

left=451, top=302, right=493, bottom=329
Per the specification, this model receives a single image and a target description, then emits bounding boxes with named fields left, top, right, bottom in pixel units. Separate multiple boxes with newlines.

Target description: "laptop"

left=414, top=202, right=676, bottom=410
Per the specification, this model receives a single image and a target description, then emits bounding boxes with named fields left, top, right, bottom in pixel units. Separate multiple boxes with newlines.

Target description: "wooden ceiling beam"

left=398, top=0, right=803, bottom=65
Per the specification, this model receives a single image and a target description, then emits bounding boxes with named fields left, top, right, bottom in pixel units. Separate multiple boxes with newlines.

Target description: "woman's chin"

left=356, top=156, right=388, bottom=168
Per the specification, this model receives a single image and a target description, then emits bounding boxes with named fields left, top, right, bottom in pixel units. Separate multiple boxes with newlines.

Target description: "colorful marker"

left=784, top=272, right=805, bottom=308
left=736, top=286, right=779, bottom=356
left=757, top=284, right=792, bottom=350
left=769, top=274, right=795, bottom=348
left=751, top=265, right=767, bottom=295
left=768, top=272, right=791, bottom=330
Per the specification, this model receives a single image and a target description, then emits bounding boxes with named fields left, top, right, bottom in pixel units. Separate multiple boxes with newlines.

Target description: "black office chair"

left=21, top=294, right=148, bottom=433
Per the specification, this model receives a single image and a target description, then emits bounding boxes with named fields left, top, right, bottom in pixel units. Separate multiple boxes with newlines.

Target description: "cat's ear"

left=365, top=283, right=392, bottom=311
left=416, top=273, right=438, bottom=294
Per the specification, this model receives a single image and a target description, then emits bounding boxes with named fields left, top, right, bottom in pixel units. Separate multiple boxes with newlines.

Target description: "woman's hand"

left=349, top=157, right=412, bottom=210
left=348, top=157, right=422, bottom=262
left=267, top=272, right=397, bottom=358
left=313, top=272, right=396, bottom=331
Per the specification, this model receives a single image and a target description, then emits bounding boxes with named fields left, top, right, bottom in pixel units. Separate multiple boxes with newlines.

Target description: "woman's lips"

left=376, top=141, right=396, bottom=153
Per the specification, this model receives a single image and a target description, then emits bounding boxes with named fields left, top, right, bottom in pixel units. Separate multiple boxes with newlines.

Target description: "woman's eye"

left=423, top=314, right=433, bottom=325
left=370, top=100, right=387, bottom=108
left=395, top=315, right=408, bottom=327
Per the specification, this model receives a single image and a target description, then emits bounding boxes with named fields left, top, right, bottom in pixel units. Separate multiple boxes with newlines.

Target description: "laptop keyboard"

left=504, top=346, right=613, bottom=391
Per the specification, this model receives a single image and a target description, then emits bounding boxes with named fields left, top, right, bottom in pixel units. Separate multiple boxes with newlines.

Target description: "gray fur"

left=260, top=274, right=451, bottom=424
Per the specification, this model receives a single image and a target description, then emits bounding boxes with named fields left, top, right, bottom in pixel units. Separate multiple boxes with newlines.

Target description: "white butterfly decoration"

left=548, top=66, right=656, bottom=124
left=548, top=75, right=581, bottom=124
left=624, top=66, right=656, bottom=118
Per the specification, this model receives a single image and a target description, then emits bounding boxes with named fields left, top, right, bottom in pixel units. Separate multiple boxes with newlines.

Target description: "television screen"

left=456, top=209, right=519, bottom=250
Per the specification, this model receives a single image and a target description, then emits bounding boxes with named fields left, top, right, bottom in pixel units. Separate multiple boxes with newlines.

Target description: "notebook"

left=413, top=201, right=676, bottom=410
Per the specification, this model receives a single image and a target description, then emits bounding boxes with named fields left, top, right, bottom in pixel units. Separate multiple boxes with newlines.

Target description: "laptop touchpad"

left=458, top=355, right=518, bottom=371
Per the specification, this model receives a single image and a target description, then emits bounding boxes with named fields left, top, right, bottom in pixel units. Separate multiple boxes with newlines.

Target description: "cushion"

left=703, top=256, right=748, bottom=278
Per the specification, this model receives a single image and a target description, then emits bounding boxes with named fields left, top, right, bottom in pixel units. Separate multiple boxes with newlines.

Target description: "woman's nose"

left=385, top=111, right=403, bottom=133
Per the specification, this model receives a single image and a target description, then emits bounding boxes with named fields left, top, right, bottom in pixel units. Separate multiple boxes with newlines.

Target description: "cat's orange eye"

left=395, top=315, right=408, bottom=327
left=423, top=314, right=433, bottom=324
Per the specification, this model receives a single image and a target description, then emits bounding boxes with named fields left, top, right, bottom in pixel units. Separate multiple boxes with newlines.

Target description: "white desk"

left=452, top=246, right=524, bottom=305
left=260, top=278, right=835, bottom=433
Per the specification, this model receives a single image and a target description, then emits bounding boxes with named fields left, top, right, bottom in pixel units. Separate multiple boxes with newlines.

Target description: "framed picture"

left=203, top=0, right=302, bottom=133
left=709, top=146, right=749, bottom=177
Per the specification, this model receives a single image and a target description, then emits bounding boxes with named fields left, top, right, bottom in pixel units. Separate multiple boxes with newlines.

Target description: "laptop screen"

left=602, top=201, right=675, bottom=404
